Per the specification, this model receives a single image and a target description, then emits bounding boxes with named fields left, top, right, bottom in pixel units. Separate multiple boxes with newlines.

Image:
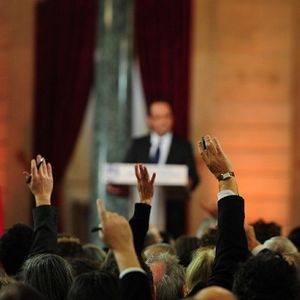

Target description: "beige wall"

left=189, top=0, right=294, bottom=233
left=0, top=1, right=34, bottom=227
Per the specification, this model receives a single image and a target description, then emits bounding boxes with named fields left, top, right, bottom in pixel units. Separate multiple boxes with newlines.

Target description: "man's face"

left=148, top=102, right=173, bottom=136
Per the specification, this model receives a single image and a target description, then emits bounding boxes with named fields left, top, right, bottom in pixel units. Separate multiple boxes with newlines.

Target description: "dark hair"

left=288, top=226, right=300, bottom=252
left=67, top=271, right=120, bottom=300
left=66, top=257, right=101, bottom=277
left=0, top=282, right=46, bottom=300
left=233, top=249, right=300, bottom=300
left=22, top=254, right=74, bottom=300
left=251, top=219, right=281, bottom=243
left=199, top=227, right=218, bottom=247
left=0, top=224, right=33, bottom=275
left=174, top=236, right=202, bottom=267
left=57, top=234, right=84, bottom=258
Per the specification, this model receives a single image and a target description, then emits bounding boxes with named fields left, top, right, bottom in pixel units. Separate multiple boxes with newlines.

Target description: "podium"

left=102, top=163, right=190, bottom=199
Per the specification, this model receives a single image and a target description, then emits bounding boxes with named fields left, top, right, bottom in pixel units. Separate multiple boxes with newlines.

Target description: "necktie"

left=151, top=142, right=161, bottom=164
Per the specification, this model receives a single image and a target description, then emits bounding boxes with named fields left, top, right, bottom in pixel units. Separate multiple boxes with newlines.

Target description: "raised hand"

left=24, top=154, right=53, bottom=206
left=198, top=135, right=233, bottom=179
left=198, top=135, right=238, bottom=194
left=134, top=164, right=156, bottom=205
left=97, top=199, right=133, bottom=252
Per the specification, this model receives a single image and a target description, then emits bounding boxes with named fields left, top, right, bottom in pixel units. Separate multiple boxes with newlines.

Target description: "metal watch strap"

left=217, top=171, right=235, bottom=181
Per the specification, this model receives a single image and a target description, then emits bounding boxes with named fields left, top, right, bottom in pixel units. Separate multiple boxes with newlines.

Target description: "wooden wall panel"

left=189, top=0, right=294, bottom=233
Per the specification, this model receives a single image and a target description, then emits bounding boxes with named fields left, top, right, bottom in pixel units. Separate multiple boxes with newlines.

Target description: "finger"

left=40, top=158, right=47, bottom=176
left=47, top=163, right=53, bottom=178
left=31, top=159, right=38, bottom=177
left=213, top=137, right=224, bottom=154
left=23, top=171, right=31, bottom=183
left=206, top=135, right=217, bottom=154
left=36, top=154, right=42, bottom=163
left=142, top=165, right=149, bottom=180
left=135, top=164, right=141, bottom=180
left=97, top=199, right=107, bottom=223
left=150, top=172, right=156, bottom=185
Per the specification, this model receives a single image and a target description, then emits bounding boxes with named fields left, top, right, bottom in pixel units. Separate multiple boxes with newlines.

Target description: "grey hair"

left=264, top=236, right=298, bottom=254
left=21, top=254, right=74, bottom=300
left=146, top=253, right=185, bottom=300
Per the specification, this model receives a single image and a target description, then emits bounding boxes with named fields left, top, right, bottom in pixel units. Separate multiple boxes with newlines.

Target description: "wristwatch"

left=217, top=171, right=235, bottom=181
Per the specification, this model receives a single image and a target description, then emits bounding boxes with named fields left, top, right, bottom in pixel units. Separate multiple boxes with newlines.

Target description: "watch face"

left=223, top=173, right=231, bottom=180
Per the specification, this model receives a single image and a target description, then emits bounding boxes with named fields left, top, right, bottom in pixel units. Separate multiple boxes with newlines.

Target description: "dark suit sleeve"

left=28, top=205, right=57, bottom=257
left=129, top=203, right=151, bottom=256
left=120, top=271, right=152, bottom=300
left=207, top=195, right=248, bottom=290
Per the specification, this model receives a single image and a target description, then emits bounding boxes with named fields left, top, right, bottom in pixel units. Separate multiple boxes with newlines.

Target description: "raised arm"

left=198, top=135, right=248, bottom=290
left=25, top=155, right=57, bottom=256
left=97, top=200, right=152, bottom=300
left=129, top=164, right=155, bottom=255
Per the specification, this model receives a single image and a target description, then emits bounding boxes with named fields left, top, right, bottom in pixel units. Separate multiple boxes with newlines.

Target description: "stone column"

left=90, top=0, right=134, bottom=242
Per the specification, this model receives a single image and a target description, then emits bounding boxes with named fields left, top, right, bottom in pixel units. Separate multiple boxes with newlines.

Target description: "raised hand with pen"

left=24, top=154, right=53, bottom=207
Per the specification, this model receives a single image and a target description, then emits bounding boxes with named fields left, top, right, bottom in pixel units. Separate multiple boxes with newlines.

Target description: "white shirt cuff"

left=217, top=189, right=237, bottom=201
left=119, top=267, right=146, bottom=279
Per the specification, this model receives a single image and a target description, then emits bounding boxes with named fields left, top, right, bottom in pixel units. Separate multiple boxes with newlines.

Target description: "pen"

left=90, top=226, right=103, bottom=233
left=201, top=137, right=207, bottom=150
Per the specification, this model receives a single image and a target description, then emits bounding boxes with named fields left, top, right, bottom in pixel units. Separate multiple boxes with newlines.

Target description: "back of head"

left=288, top=226, right=300, bottom=252
left=57, top=234, right=84, bottom=258
left=0, top=224, right=33, bottom=275
left=146, top=253, right=185, bottom=300
left=82, top=243, right=106, bottom=263
left=143, top=243, right=175, bottom=260
left=233, top=249, right=300, bottom=300
left=67, top=271, right=120, bottom=300
left=194, top=286, right=237, bottom=300
left=66, top=257, right=101, bottom=277
left=174, top=236, right=202, bottom=267
left=0, top=282, right=46, bottom=300
left=263, top=236, right=298, bottom=254
left=251, top=219, right=281, bottom=243
left=22, top=253, right=74, bottom=300
left=186, top=247, right=215, bottom=295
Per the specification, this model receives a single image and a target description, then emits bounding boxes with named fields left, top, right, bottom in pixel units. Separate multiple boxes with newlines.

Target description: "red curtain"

left=34, top=0, right=97, bottom=210
left=134, top=0, right=191, bottom=137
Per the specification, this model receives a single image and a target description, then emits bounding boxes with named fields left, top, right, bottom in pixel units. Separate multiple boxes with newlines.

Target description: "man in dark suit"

left=124, top=100, right=199, bottom=237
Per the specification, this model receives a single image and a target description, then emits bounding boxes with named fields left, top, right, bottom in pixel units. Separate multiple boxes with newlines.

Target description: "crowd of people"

left=0, top=135, right=300, bottom=300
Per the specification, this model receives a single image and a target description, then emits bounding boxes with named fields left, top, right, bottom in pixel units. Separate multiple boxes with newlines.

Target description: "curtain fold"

left=34, top=0, right=97, bottom=211
left=134, top=0, right=191, bottom=137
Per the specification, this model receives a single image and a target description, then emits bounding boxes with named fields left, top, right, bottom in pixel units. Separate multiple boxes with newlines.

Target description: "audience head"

left=144, top=225, right=162, bottom=248
left=198, top=227, right=218, bottom=248
left=67, top=270, right=120, bottom=300
left=263, top=236, right=297, bottom=254
left=0, top=224, right=33, bottom=275
left=288, top=226, right=300, bottom=252
left=251, top=219, right=281, bottom=243
left=146, top=253, right=185, bottom=300
left=143, top=243, right=175, bottom=260
left=0, top=282, right=46, bottom=300
left=193, top=286, right=237, bottom=300
left=233, top=249, right=300, bottom=300
left=82, top=243, right=106, bottom=264
left=66, top=257, right=101, bottom=277
left=174, top=235, right=202, bottom=267
left=22, top=253, right=74, bottom=300
left=147, top=100, right=173, bottom=136
left=186, top=247, right=215, bottom=295
left=57, top=234, right=84, bottom=258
